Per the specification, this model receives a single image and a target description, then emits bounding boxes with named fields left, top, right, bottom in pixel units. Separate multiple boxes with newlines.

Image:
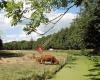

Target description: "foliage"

left=1, top=0, right=100, bottom=54
left=0, top=38, right=3, bottom=50
left=85, top=56, right=100, bottom=80
left=84, top=0, right=100, bottom=54
left=0, top=0, right=90, bottom=34
left=4, top=41, right=33, bottom=50
left=59, top=0, right=100, bottom=53
left=0, top=0, right=7, bottom=9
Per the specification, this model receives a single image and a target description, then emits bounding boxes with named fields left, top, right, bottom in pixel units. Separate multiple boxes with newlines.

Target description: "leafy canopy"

left=0, top=0, right=90, bottom=34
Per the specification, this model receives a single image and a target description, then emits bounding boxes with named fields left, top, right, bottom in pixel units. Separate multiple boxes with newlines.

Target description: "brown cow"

left=36, top=54, right=59, bottom=64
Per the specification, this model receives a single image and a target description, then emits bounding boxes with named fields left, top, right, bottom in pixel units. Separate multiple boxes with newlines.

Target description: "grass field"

left=0, top=50, right=100, bottom=80
left=0, top=50, right=67, bottom=80
left=50, top=56, right=94, bottom=80
left=50, top=51, right=100, bottom=80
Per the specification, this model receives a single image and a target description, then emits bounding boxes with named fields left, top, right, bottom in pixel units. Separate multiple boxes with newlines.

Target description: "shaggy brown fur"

left=36, top=54, right=59, bottom=64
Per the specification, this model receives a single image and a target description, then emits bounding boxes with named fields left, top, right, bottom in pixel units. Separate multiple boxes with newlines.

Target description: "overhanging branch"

left=34, top=4, right=75, bottom=35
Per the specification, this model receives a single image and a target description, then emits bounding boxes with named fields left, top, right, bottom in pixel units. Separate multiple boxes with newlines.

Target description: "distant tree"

left=28, top=37, right=34, bottom=49
left=0, top=37, right=3, bottom=50
left=1, top=0, right=100, bottom=54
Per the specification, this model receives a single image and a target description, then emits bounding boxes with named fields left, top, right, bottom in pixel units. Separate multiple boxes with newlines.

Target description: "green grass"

left=0, top=50, right=67, bottom=80
left=0, top=63, right=61, bottom=80
left=50, top=53, right=100, bottom=80
left=50, top=56, right=94, bottom=80
left=0, top=50, right=100, bottom=80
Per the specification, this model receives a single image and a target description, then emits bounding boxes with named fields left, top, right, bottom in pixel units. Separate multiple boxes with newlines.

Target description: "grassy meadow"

left=0, top=50, right=100, bottom=80
left=0, top=50, right=67, bottom=80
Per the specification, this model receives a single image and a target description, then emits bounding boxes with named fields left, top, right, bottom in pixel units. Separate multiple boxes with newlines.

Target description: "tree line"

left=1, top=0, right=100, bottom=54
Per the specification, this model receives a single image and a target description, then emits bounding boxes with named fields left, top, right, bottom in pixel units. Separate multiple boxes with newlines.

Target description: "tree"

left=0, top=37, right=3, bottom=50
left=83, top=0, right=100, bottom=54
left=67, top=0, right=100, bottom=54
left=0, top=0, right=90, bottom=34
left=1, top=0, right=100, bottom=54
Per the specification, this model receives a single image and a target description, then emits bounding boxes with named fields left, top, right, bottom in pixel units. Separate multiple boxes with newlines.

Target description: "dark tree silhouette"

left=0, top=37, right=3, bottom=50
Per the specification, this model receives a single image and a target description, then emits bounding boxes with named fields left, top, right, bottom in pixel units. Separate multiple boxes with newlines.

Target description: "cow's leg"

left=43, top=59, right=45, bottom=64
left=40, top=59, right=45, bottom=64
left=51, top=57, right=54, bottom=64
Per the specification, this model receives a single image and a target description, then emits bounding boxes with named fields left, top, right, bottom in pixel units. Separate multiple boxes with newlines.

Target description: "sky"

left=0, top=1, right=80, bottom=43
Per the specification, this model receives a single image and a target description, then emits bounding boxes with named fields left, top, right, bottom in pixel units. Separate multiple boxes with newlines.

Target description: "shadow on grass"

left=65, top=55, right=78, bottom=68
left=0, top=50, right=23, bottom=58
left=84, top=57, right=100, bottom=80
left=17, top=73, right=46, bottom=80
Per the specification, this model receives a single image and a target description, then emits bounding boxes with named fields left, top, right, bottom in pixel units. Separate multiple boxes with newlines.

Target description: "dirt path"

left=50, top=56, right=94, bottom=80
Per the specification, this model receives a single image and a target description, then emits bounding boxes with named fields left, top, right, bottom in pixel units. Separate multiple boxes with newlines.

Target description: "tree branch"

left=23, top=4, right=75, bottom=35
left=36, top=4, right=75, bottom=35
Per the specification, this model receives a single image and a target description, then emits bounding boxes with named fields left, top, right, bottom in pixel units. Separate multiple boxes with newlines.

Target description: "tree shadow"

left=65, top=55, right=78, bottom=68
left=84, top=59, right=100, bottom=80
left=0, top=51, right=23, bottom=58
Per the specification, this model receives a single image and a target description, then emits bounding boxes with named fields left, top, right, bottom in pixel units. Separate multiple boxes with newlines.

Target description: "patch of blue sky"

left=0, top=10, right=4, bottom=14
left=4, top=27, right=23, bottom=35
left=54, top=6, right=80, bottom=14
left=0, top=4, right=80, bottom=42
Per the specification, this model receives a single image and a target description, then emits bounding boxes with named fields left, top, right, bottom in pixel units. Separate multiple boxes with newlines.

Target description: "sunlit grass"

left=0, top=50, right=67, bottom=80
left=0, top=50, right=99, bottom=80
